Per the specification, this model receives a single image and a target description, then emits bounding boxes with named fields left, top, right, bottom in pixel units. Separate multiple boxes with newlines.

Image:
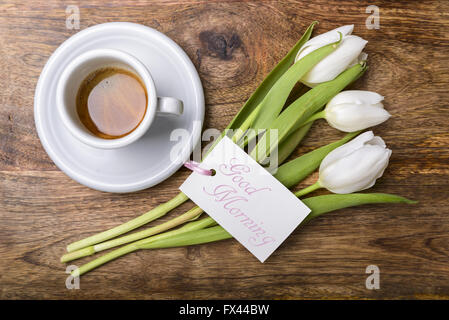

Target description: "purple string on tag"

left=184, top=161, right=214, bottom=176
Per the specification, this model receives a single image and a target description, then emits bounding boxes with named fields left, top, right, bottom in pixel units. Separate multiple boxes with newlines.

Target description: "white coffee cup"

left=56, top=48, right=183, bottom=149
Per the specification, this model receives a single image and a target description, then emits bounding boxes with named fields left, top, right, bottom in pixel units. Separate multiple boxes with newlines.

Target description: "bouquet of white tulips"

left=61, top=22, right=415, bottom=277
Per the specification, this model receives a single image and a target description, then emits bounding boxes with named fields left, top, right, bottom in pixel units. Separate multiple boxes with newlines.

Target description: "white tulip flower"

left=295, top=25, right=368, bottom=87
left=318, top=131, right=392, bottom=194
left=324, top=90, right=391, bottom=132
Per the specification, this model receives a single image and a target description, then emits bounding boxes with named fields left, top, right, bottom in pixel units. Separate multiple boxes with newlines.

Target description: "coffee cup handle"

left=156, top=97, right=183, bottom=116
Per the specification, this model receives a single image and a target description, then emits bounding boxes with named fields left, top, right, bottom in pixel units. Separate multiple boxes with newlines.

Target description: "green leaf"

left=225, top=21, right=318, bottom=132
left=276, top=122, right=313, bottom=165
left=250, top=30, right=341, bottom=130
left=302, top=193, right=417, bottom=223
left=205, top=22, right=318, bottom=154
left=140, top=193, right=416, bottom=250
left=274, top=131, right=360, bottom=188
left=252, top=63, right=367, bottom=163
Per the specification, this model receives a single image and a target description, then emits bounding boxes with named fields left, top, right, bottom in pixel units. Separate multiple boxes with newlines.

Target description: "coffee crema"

left=76, top=67, right=148, bottom=139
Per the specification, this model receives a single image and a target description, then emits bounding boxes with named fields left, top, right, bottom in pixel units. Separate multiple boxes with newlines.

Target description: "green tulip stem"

left=66, top=192, right=189, bottom=253
left=71, top=217, right=217, bottom=277
left=71, top=243, right=138, bottom=277
left=302, top=110, right=326, bottom=126
left=61, top=206, right=205, bottom=263
left=72, top=193, right=416, bottom=277
left=294, top=181, right=322, bottom=197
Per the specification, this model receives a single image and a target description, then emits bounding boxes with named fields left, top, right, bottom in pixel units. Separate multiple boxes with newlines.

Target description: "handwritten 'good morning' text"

left=203, top=158, right=275, bottom=247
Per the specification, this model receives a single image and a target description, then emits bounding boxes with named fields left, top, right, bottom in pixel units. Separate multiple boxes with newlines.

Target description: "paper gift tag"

left=180, top=136, right=311, bottom=262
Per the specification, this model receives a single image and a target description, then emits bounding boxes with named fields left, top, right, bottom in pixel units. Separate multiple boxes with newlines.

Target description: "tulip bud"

left=295, top=25, right=368, bottom=87
left=325, top=90, right=391, bottom=132
left=318, top=131, right=392, bottom=194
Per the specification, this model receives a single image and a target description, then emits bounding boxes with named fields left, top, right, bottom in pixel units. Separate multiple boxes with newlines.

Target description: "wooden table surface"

left=1, top=0, right=448, bottom=300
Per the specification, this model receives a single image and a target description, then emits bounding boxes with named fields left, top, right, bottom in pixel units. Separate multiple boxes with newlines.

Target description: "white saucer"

left=34, top=23, right=204, bottom=193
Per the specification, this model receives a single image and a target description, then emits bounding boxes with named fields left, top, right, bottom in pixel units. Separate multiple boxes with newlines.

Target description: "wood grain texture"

left=1, top=0, right=449, bottom=299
